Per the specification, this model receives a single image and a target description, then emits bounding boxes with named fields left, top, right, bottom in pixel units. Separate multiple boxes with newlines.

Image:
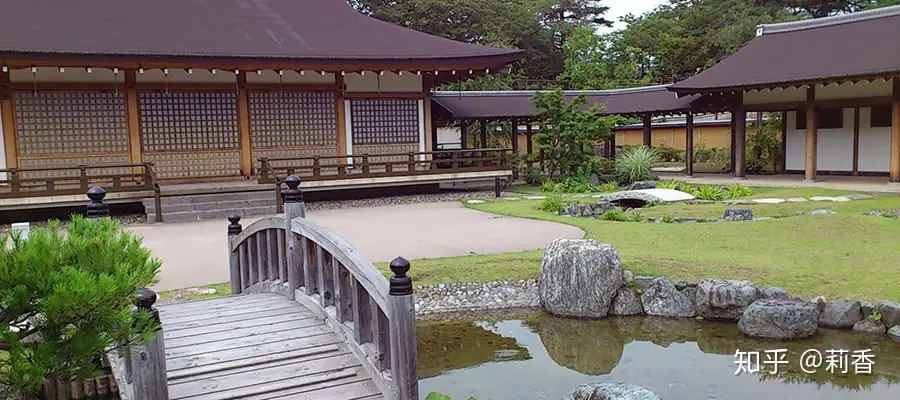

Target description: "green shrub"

left=593, top=157, right=615, bottom=175
left=0, top=216, right=161, bottom=398
left=724, top=184, right=753, bottom=199
left=557, top=163, right=602, bottom=193
left=694, top=185, right=726, bottom=201
left=628, top=212, right=646, bottom=222
left=656, top=180, right=680, bottom=190
left=540, top=180, right=558, bottom=193
left=662, top=215, right=675, bottom=223
left=678, top=182, right=697, bottom=195
left=600, top=209, right=627, bottom=221
left=656, top=146, right=684, bottom=163
left=598, top=181, right=620, bottom=193
left=538, top=191, right=570, bottom=213
left=694, top=147, right=730, bottom=164
left=615, top=146, right=660, bottom=185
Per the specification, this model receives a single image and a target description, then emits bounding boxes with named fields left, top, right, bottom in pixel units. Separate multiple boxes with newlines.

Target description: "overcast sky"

left=600, top=0, right=666, bottom=33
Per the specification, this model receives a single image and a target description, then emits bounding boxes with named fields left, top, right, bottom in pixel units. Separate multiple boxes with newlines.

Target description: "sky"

left=599, top=0, right=667, bottom=33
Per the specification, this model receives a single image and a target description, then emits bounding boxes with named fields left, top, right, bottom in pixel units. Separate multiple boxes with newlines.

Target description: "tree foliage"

left=0, top=216, right=161, bottom=398
left=531, top=88, right=615, bottom=178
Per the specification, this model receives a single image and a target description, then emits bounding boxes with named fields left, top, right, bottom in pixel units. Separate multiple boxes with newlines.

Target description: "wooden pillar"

left=480, top=119, right=488, bottom=148
left=510, top=118, right=519, bottom=156
left=891, top=78, right=900, bottom=183
left=733, top=108, right=746, bottom=179
left=780, top=111, right=788, bottom=173
left=236, top=72, right=253, bottom=176
left=852, top=107, right=860, bottom=176
left=609, top=129, right=616, bottom=159
left=804, top=85, right=817, bottom=182
left=387, top=257, right=419, bottom=400
left=685, top=112, right=694, bottom=177
left=525, top=122, right=533, bottom=155
left=642, top=114, right=652, bottom=147
left=460, top=119, right=468, bottom=149
left=423, top=99, right=434, bottom=157
left=0, top=68, right=16, bottom=169
left=124, top=70, right=142, bottom=164
left=336, top=75, right=347, bottom=163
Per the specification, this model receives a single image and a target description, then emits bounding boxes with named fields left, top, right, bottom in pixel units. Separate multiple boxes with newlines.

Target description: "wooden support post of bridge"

left=228, top=215, right=243, bottom=295
left=388, top=257, right=419, bottom=400
left=283, top=174, right=306, bottom=298
left=131, top=288, right=168, bottom=400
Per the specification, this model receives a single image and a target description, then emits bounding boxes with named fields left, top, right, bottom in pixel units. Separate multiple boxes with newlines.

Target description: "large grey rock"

left=761, top=286, right=790, bottom=300
left=625, top=181, right=657, bottom=191
left=861, top=301, right=876, bottom=317
left=640, top=277, right=696, bottom=318
left=589, top=174, right=601, bottom=186
left=737, top=299, right=819, bottom=340
left=695, top=279, right=762, bottom=321
left=610, top=288, right=642, bottom=316
left=819, top=300, right=864, bottom=329
left=723, top=208, right=753, bottom=221
left=538, top=239, right=623, bottom=318
left=878, top=301, right=900, bottom=328
left=852, top=316, right=886, bottom=335
left=888, top=326, right=900, bottom=341
left=563, top=383, right=660, bottom=400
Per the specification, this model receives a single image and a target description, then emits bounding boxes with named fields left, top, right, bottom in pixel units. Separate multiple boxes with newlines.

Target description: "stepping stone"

left=752, top=198, right=785, bottom=204
left=786, top=198, right=808, bottom=202
left=466, top=199, right=486, bottom=204
left=504, top=197, right=521, bottom=201
left=810, top=209, right=837, bottom=215
left=593, top=189, right=695, bottom=204
left=845, top=194, right=874, bottom=200
left=809, top=196, right=851, bottom=202
left=524, top=196, right=546, bottom=200
left=724, top=199, right=755, bottom=205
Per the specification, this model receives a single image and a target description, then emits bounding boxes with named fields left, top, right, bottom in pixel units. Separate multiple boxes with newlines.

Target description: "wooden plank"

left=167, top=353, right=361, bottom=400
left=162, top=306, right=305, bottom=332
left=247, top=237, right=259, bottom=285
left=303, top=237, right=318, bottom=296
left=353, top=279, right=374, bottom=345
left=157, top=294, right=288, bottom=314
left=166, top=335, right=343, bottom=373
left=336, top=76, right=347, bottom=163
left=267, top=229, right=278, bottom=280
left=165, top=325, right=334, bottom=359
left=164, top=313, right=313, bottom=340
left=237, top=375, right=373, bottom=400
left=168, top=343, right=345, bottom=383
left=316, top=244, right=327, bottom=307
left=370, top=300, right=390, bottom=371
left=256, top=231, right=267, bottom=281
left=161, top=303, right=299, bottom=326
left=260, top=378, right=381, bottom=400
left=333, top=255, right=352, bottom=322
left=239, top=243, right=250, bottom=289
left=165, top=318, right=322, bottom=348
left=237, top=73, right=253, bottom=176
left=277, top=229, right=286, bottom=282
left=388, top=291, right=419, bottom=400
left=1, top=83, right=18, bottom=169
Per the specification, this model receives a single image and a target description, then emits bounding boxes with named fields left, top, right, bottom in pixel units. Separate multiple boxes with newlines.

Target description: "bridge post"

left=283, top=174, right=305, bottom=297
left=86, top=186, right=109, bottom=220
left=387, top=257, right=418, bottom=400
left=131, top=288, right=168, bottom=400
left=227, top=214, right=243, bottom=295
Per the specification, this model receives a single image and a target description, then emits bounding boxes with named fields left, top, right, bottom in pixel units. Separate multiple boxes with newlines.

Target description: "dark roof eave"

left=670, top=70, right=900, bottom=96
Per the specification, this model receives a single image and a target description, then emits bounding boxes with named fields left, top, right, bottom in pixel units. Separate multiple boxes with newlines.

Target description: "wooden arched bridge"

left=106, top=175, right=419, bottom=400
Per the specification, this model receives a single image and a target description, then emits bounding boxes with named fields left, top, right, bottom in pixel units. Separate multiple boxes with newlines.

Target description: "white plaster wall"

left=784, top=111, right=806, bottom=171
left=437, top=127, right=462, bottom=149
left=136, top=68, right=239, bottom=83
left=815, top=80, right=892, bottom=100
left=246, top=70, right=335, bottom=84
left=343, top=72, right=423, bottom=92
left=858, top=107, right=891, bottom=172
left=10, top=67, right=122, bottom=83
left=743, top=87, right=805, bottom=105
left=815, top=108, right=854, bottom=171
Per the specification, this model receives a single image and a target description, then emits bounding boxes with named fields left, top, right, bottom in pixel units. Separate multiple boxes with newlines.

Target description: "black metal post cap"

left=283, top=174, right=303, bottom=203
left=389, top=256, right=413, bottom=296
left=86, top=185, right=110, bottom=219
left=87, top=185, right=106, bottom=201
left=136, top=288, right=157, bottom=308
left=227, top=213, right=243, bottom=235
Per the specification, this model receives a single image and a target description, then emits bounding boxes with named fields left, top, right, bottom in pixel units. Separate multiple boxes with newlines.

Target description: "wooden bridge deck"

left=157, top=293, right=383, bottom=400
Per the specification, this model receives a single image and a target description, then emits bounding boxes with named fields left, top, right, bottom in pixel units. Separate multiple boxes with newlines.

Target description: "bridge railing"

left=226, top=175, right=418, bottom=400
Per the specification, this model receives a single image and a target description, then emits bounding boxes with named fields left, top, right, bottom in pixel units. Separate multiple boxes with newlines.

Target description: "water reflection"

left=418, top=313, right=900, bottom=400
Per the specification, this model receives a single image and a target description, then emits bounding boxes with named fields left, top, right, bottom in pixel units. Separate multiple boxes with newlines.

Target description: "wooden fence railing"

left=226, top=175, right=418, bottom=400
left=0, top=162, right=164, bottom=222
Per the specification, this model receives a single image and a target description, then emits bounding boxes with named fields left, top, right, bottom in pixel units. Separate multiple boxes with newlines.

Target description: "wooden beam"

left=891, top=78, right=900, bottom=183
left=805, top=85, right=818, bottom=182
left=609, top=128, right=617, bottom=158
left=236, top=73, right=253, bottom=176
left=510, top=117, right=519, bottom=156
left=525, top=123, right=533, bottom=155
left=741, top=96, right=894, bottom=113
left=423, top=99, right=434, bottom=157
left=852, top=107, right=860, bottom=176
left=335, top=75, right=347, bottom=163
left=685, top=112, right=694, bottom=177
left=733, top=109, right=746, bottom=178
left=124, top=70, right=142, bottom=164
left=342, top=92, right=427, bottom=99
left=460, top=120, right=468, bottom=149
left=480, top=119, right=487, bottom=148
left=642, top=114, right=652, bottom=146
left=6, top=81, right=340, bottom=92
left=730, top=117, right=737, bottom=173
left=0, top=68, right=16, bottom=169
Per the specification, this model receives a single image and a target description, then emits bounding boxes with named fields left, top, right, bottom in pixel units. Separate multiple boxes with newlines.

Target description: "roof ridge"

left=433, top=85, right=672, bottom=97
left=757, top=5, right=900, bottom=36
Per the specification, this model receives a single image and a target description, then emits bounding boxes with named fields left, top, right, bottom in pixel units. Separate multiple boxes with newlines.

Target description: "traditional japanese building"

left=0, top=0, right=522, bottom=203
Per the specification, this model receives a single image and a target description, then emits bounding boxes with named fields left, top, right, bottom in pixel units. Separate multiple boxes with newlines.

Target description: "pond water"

left=417, top=313, right=900, bottom=400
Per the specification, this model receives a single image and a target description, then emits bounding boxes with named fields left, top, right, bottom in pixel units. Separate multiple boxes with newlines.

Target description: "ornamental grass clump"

left=0, top=215, right=161, bottom=398
left=615, top=146, right=659, bottom=185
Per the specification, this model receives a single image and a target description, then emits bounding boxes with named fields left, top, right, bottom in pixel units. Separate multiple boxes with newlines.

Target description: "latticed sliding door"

left=139, top=91, right=241, bottom=179
left=249, top=91, right=338, bottom=171
left=13, top=92, right=131, bottom=179
left=349, top=99, right=421, bottom=163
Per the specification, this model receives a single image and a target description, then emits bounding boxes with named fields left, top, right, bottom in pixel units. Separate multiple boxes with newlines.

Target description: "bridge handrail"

left=225, top=175, right=418, bottom=400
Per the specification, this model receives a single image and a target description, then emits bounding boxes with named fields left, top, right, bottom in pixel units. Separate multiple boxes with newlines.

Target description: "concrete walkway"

left=659, top=173, right=900, bottom=193
left=129, top=202, right=583, bottom=291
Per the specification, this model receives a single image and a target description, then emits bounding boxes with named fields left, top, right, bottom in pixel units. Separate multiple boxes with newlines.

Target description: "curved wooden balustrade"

left=225, top=174, right=418, bottom=400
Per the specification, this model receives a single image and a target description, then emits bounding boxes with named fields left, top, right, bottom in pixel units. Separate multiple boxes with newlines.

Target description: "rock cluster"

left=563, top=382, right=660, bottom=400
left=559, top=202, right=617, bottom=218
left=723, top=208, right=753, bottom=221
left=737, top=299, right=820, bottom=340
left=414, top=281, right=539, bottom=315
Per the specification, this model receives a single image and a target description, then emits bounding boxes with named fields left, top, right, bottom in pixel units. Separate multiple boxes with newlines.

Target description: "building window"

left=870, top=105, right=893, bottom=128
left=796, top=107, right=844, bottom=130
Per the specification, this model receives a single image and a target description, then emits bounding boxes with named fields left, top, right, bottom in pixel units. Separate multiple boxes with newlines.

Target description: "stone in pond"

left=625, top=181, right=657, bottom=191
left=610, top=287, right=642, bottom=316
left=852, top=316, right=886, bottom=335
left=695, top=279, right=762, bottom=321
left=640, top=277, right=696, bottom=318
left=538, top=239, right=623, bottom=318
left=466, top=199, right=486, bottom=204
left=860, top=301, right=876, bottom=317
left=810, top=209, right=837, bottom=215
left=738, top=299, right=819, bottom=340
left=878, top=300, right=900, bottom=327
left=819, top=300, right=864, bottom=329
left=888, top=326, right=900, bottom=342
left=723, top=208, right=753, bottom=221
left=563, top=382, right=660, bottom=400
left=761, top=286, right=790, bottom=300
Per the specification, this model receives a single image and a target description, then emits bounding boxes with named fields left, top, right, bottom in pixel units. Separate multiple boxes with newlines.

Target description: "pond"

left=417, top=312, right=900, bottom=400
